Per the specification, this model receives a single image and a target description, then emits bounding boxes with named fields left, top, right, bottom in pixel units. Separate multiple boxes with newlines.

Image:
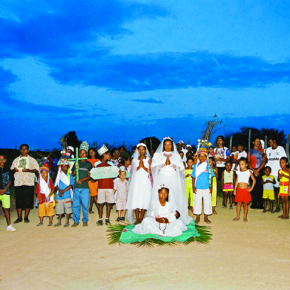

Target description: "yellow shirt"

left=185, top=168, right=193, bottom=188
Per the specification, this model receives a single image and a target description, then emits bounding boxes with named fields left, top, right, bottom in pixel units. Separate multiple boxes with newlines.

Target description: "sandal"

left=24, top=218, right=30, bottom=223
left=48, top=223, right=53, bottom=227
left=13, top=218, right=23, bottom=224
left=64, top=223, right=70, bottom=227
left=233, top=217, right=240, bottom=221
left=54, top=223, right=61, bottom=227
left=243, top=218, right=248, bottom=222
left=36, top=223, right=43, bottom=226
left=89, top=210, right=94, bottom=214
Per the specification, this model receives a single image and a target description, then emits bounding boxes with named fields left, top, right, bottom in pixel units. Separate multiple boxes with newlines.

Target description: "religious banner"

left=90, top=166, right=119, bottom=180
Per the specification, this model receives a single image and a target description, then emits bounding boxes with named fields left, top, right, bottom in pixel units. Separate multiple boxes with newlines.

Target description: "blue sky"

left=1, top=0, right=290, bottom=150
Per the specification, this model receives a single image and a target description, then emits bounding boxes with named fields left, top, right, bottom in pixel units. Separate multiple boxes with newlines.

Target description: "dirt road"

left=0, top=197, right=289, bottom=290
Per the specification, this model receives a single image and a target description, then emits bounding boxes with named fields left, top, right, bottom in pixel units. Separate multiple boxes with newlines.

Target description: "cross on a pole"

left=68, top=148, right=87, bottom=182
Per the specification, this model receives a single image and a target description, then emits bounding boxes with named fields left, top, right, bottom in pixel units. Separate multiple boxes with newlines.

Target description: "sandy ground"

left=0, top=196, right=290, bottom=290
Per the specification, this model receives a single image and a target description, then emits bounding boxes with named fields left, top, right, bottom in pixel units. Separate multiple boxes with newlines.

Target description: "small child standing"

left=221, top=161, right=236, bottom=209
left=88, top=148, right=100, bottom=214
left=0, top=152, right=16, bottom=231
left=262, top=166, right=276, bottom=213
left=114, top=169, right=129, bottom=221
left=209, top=157, right=218, bottom=214
left=54, top=157, right=74, bottom=227
left=185, top=157, right=194, bottom=210
left=277, top=157, right=290, bottom=219
left=192, top=141, right=214, bottom=224
left=36, top=162, right=54, bottom=226
left=233, top=158, right=256, bottom=222
left=96, top=144, right=115, bottom=226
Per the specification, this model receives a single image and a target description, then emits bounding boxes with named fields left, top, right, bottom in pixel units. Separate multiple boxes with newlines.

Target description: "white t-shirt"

left=262, top=175, right=275, bottom=191
left=232, top=151, right=247, bottom=171
left=266, top=146, right=287, bottom=176
left=214, top=147, right=230, bottom=167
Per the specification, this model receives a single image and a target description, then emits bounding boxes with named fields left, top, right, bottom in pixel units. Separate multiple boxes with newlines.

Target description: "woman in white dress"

left=126, top=143, right=152, bottom=224
left=150, top=137, right=192, bottom=225
left=133, top=184, right=187, bottom=237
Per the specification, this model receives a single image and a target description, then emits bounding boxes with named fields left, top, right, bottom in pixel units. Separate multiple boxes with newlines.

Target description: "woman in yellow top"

left=278, top=157, right=290, bottom=219
left=185, top=157, right=194, bottom=210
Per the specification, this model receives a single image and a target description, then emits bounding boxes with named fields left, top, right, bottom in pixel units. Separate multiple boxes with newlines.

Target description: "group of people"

left=0, top=134, right=289, bottom=238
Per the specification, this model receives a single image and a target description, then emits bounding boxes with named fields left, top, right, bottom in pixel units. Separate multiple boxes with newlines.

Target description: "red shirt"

left=36, top=177, right=54, bottom=204
left=97, top=162, right=114, bottom=189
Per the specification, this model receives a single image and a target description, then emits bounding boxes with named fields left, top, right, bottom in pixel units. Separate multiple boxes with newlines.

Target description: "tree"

left=139, top=137, right=161, bottom=151
left=224, top=127, right=286, bottom=149
left=64, top=131, right=82, bottom=150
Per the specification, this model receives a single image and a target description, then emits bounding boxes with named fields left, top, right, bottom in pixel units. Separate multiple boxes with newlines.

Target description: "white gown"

left=151, top=151, right=192, bottom=225
left=126, top=157, right=151, bottom=212
left=133, top=201, right=187, bottom=237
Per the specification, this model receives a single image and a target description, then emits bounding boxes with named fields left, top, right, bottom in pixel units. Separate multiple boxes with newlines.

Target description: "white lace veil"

left=149, top=138, right=192, bottom=225
left=126, top=143, right=151, bottom=224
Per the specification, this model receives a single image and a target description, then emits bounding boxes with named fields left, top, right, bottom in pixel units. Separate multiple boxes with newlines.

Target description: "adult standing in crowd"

left=248, top=138, right=266, bottom=209
left=266, top=137, right=287, bottom=212
left=11, top=144, right=39, bottom=223
left=111, top=148, right=120, bottom=167
left=214, top=136, right=231, bottom=182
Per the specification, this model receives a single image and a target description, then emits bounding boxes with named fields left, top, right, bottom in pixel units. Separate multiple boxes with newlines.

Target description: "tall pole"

left=265, top=135, right=267, bottom=149
left=286, top=134, right=290, bottom=159
left=229, top=136, right=233, bottom=152
left=248, top=129, right=251, bottom=151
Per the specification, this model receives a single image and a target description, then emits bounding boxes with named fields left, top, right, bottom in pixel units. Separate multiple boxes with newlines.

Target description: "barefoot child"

left=192, top=141, right=214, bottom=224
left=185, top=157, right=194, bottom=210
left=54, top=157, right=74, bottom=227
left=221, top=161, right=236, bottom=209
left=277, top=157, right=290, bottom=219
left=0, top=152, right=16, bottom=231
left=114, top=169, right=128, bottom=221
left=262, top=166, right=276, bottom=213
left=233, top=158, right=256, bottom=222
left=36, top=162, right=54, bottom=226
left=87, top=148, right=100, bottom=214
left=209, top=157, right=218, bottom=214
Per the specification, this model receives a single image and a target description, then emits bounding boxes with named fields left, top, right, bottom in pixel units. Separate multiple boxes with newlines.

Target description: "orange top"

left=88, top=159, right=100, bottom=168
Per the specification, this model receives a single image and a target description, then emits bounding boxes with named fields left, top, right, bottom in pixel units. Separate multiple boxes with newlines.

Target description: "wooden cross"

left=68, top=148, right=87, bottom=182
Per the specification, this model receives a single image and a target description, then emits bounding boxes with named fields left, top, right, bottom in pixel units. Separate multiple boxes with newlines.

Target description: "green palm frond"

left=107, top=224, right=212, bottom=247
left=107, top=224, right=126, bottom=245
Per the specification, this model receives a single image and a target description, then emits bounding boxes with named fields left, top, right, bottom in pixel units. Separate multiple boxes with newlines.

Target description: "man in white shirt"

left=266, top=137, right=287, bottom=212
left=232, top=143, right=247, bottom=171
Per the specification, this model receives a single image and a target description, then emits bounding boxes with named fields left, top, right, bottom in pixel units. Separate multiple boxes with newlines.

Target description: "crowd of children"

left=0, top=134, right=289, bottom=232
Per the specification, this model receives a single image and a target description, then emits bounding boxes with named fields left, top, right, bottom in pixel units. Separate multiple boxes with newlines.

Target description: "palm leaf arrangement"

left=200, top=115, right=226, bottom=142
left=107, top=224, right=212, bottom=247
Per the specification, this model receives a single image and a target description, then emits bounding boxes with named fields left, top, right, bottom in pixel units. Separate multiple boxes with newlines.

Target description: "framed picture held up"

left=16, top=156, right=30, bottom=171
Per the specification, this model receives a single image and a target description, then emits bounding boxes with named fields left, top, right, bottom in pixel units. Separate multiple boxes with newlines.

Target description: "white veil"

left=126, top=143, right=151, bottom=224
left=149, top=138, right=192, bottom=225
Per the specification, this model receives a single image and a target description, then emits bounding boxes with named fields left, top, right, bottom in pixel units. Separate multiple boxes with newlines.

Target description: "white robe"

left=126, top=158, right=152, bottom=219
left=133, top=202, right=187, bottom=237
left=151, top=152, right=192, bottom=225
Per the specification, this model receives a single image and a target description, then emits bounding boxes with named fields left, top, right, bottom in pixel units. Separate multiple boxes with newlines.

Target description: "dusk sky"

left=1, top=0, right=290, bottom=150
